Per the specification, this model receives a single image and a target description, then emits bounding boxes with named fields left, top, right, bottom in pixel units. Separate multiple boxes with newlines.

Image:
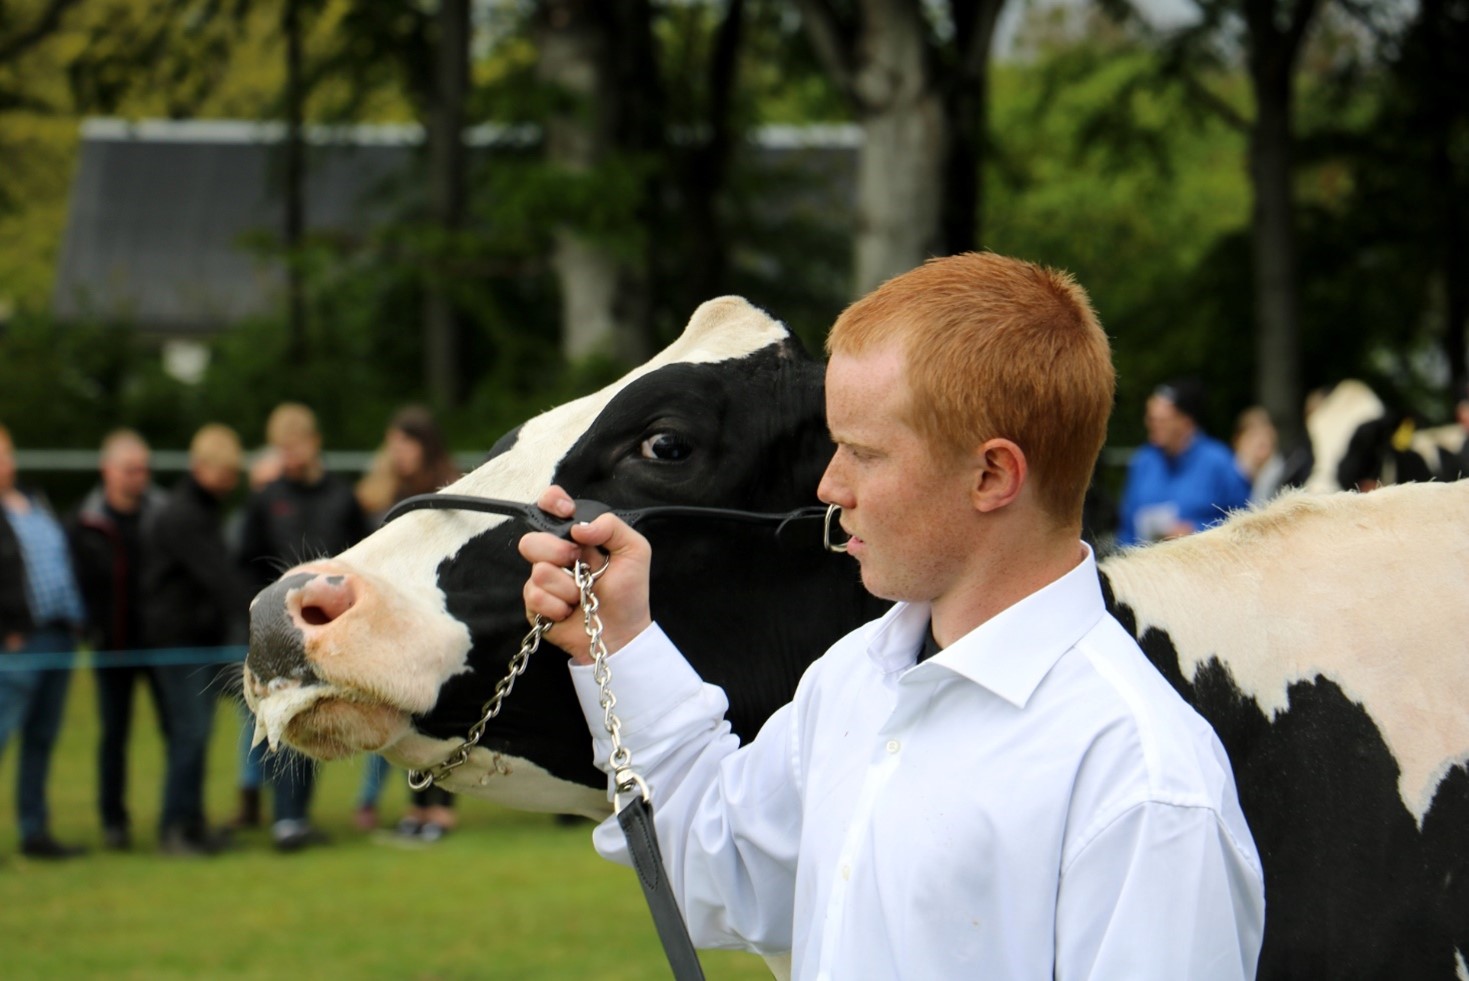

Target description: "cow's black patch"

left=421, top=338, right=886, bottom=790
left=1104, top=572, right=1466, bottom=980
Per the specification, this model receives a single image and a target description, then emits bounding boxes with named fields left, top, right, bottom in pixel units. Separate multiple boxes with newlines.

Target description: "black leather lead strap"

left=617, top=795, right=706, bottom=980
left=383, top=491, right=827, bottom=542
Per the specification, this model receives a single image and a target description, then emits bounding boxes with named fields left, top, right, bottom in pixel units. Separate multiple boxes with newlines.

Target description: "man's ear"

left=971, top=438, right=1027, bottom=513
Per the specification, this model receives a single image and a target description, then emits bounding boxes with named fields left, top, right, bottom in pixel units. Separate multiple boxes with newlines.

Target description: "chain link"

left=409, top=555, right=647, bottom=808
left=407, top=616, right=550, bottom=791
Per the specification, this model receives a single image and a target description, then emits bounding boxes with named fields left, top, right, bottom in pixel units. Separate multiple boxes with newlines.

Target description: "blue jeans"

left=357, top=753, right=389, bottom=809
left=236, top=697, right=313, bottom=824
left=94, top=663, right=169, bottom=832
left=237, top=703, right=264, bottom=790
left=152, top=662, right=217, bottom=835
left=268, top=748, right=316, bottom=823
left=0, top=628, right=75, bottom=841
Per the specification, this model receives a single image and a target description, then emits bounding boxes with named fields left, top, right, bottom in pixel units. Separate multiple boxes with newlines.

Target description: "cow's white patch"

left=329, top=296, right=792, bottom=695
left=1304, top=380, right=1385, bottom=492
left=252, top=297, right=793, bottom=811
left=384, top=730, right=610, bottom=818
left=1103, top=482, right=1469, bottom=824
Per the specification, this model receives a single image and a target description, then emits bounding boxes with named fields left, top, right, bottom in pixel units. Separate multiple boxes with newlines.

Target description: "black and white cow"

left=245, top=298, right=1469, bottom=980
left=1304, top=378, right=1468, bottom=491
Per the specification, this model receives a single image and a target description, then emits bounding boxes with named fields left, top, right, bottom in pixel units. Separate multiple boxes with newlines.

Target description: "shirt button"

left=885, top=739, right=900, bottom=754
left=841, top=864, right=852, bottom=881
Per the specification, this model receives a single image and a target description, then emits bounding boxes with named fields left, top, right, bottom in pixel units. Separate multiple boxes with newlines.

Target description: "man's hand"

left=3, top=632, right=23, bottom=653
left=519, top=485, right=653, bottom=664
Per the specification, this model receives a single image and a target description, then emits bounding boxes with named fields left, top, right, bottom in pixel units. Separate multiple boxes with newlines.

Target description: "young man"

left=0, top=424, right=88, bottom=860
left=521, top=252, right=1265, bottom=978
left=140, top=424, right=252, bottom=855
left=70, top=428, right=167, bottom=850
left=1116, top=378, right=1252, bottom=546
left=238, top=403, right=367, bottom=851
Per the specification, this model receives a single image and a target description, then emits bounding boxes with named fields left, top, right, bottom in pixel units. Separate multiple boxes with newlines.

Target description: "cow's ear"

left=971, top=438, right=1027, bottom=514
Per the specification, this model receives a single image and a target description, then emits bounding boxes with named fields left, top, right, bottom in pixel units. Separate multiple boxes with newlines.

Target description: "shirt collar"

left=864, top=544, right=1107, bottom=709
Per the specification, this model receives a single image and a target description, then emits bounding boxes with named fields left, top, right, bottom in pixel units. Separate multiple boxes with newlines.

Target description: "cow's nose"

left=295, top=573, right=357, bottom=627
left=247, top=568, right=362, bottom=687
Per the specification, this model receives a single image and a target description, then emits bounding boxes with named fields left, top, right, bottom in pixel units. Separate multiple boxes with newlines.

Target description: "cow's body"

left=245, top=298, right=1469, bottom=979
left=1306, top=378, right=1468, bottom=491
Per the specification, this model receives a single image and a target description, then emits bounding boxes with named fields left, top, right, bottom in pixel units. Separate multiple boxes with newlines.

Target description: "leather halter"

left=384, top=491, right=848, bottom=551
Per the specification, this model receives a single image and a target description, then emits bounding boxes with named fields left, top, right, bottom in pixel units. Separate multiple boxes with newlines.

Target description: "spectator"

left=70, top=429, right=168, bottom=851
left=1232, top=406, right=1287, bottom=505
left=0, top=423, right=88, bottom=859
left=239, top=403, right=368, bottom=852
left=1449, top=382, right=1469, bottom=480
left=140, top=424, right=253, bottom=855
left=1117, top=378, right=1251, bottom=546
left=225, top=446, right=280, bottom=832
left=354, top=406, right=461, bottom=839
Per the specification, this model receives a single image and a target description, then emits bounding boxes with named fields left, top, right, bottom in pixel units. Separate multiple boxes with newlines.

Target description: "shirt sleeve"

left=568, top=623, right=804, bottom=955
left=1054, top=800, right=1265, bottom=980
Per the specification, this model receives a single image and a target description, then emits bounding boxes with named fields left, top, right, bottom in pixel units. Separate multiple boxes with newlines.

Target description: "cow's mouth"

left=282, top=697, right=411, bottom=760
left=246, top=675, right=411, bottom=762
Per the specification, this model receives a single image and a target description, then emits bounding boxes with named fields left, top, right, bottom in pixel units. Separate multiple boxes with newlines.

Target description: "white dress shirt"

left=569, top=546, right=1265, bottom=979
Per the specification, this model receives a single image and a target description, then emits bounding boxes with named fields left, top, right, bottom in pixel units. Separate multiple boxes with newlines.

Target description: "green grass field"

left=0, top=667, right=771, bottom=979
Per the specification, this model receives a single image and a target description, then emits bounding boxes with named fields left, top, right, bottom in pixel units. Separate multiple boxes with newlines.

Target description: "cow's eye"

left=640, top=431, right=692, bottom=462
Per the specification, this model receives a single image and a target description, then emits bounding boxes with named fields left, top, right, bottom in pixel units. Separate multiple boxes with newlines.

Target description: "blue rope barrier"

left=0, top=645, right=248, bottom=672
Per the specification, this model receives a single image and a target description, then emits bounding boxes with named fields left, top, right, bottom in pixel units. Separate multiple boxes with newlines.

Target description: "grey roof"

left=52, top=118, right=859, bottom=335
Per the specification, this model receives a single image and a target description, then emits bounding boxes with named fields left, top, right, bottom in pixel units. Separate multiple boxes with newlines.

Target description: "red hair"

left=827, top=252, right=1114, bottom=524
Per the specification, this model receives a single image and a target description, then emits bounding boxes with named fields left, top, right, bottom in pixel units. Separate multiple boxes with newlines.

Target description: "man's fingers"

left=536, top=484, right=575, bottom=517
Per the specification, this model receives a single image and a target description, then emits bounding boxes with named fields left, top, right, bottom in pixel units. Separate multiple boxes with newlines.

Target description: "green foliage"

left=988, top=35, right=1253, bottom=445
left=0, top=310, right=192, bottom=447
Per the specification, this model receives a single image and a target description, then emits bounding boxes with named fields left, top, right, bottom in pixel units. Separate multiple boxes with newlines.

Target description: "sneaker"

left=228, top=788, right=262, bottom=830
left=272, top=820, right=329, bottom=853
left=394, top=817, right=423, bottom=839
left=159, top=827, right=229, bottom=857
left=418, top=821, right=449, bottom=844
left=102, top=826, right=132, bottom=851
left=21, top=835, right=88, bottom=860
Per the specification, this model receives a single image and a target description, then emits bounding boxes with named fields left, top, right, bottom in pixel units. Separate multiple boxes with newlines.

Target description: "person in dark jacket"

left=237, top=403, right=368, bottom=851
left=69, top=428, right=168, bottom=850
left=0, top=423, right=88, bottom=860
left=141, top=424, right=253, bottom=855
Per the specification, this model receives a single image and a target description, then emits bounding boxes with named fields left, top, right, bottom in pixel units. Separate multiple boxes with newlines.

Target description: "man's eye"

left=640, top=432, right=692, bottom=461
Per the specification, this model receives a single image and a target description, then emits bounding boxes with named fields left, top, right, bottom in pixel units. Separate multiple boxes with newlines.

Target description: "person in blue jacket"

left=1117, top=378, right=1252, bottom=546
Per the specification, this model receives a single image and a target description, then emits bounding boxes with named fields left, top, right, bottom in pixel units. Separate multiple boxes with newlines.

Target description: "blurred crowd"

left=0, top=402, right=462, bottom=861
left=3, top=374, right=1461, bottom=863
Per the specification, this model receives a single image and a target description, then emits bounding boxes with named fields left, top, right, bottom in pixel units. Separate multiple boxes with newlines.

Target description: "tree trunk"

left=799, top=0, right=1003, bottom=296
left=1421, top=0, right=1467, bottom=402
left=848, top=0, right=944, bottom=294
left=423, top=0, right=469, bottom=406
left=283, top=0, right=306, bottom=360
left=536, top=0, right=659, bottom=363
left=679, top=0, right=745, bottom=309
left=944, top=0, right=1004, bottom=253
left=1248, top=72, right=1302, bottom=448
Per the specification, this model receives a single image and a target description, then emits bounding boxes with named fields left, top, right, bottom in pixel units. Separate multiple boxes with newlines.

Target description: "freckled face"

left=816, top=344, right=978, bottom=606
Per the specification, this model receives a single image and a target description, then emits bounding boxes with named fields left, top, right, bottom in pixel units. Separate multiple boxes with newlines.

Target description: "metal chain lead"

left=576, top=559, right=649, bottom=806
left=409, top=554, right=647, bottom=807
left=408, top=616, right=550, bottom=791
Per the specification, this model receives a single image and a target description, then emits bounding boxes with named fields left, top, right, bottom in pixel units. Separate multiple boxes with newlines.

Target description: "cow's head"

left=243, top=296, right=883, bottom=815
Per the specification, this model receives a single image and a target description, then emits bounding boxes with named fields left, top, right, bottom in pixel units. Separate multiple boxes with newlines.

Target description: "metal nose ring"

left=823, top=504, right=849, bottom=554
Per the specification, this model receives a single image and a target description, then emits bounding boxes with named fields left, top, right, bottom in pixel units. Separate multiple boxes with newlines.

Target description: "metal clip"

left=823, top=503, right=849, bottom=554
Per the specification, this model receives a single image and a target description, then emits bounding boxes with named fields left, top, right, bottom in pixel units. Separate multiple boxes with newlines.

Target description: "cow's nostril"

left=292, top=573, right=358, bottom=628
